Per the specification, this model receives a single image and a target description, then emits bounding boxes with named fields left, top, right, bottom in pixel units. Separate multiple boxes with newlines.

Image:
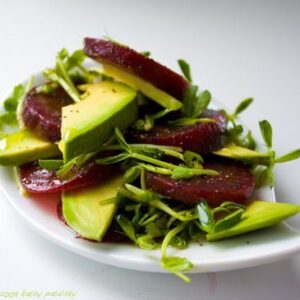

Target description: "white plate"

left=1, top=72, right=300, bottom=274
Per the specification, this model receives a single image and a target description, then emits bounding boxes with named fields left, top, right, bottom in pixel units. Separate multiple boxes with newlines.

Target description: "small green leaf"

left=123, top=166, right=141, bottom=183
left=4, top=84, right=25, bottom=112
left=140, top=51, right=151, bottom=57
left=213, top=208, right=244, bottom=232
left=38, top=159, right=64, bottom=171
left=171, top=166, right=218, bottom=180
left=188, top=222, right=202, bottom=240
left=171, top=167, right=194, bottom=180
left=136, top=235, right=157, bottom=249
left=56, top=152, right=95, bottom=178
left=178, top=59, right=192, bottom=83
left=170, top=235, right=187, bottom=249
left=116, top=214, right=136, bottom=242
left=67, top=49, right=86, bottom=68
left=197, top=201, right=214, bottom=233
left=160, top=256, right=193, bottom=283
left=192, top=90, right=211, bottom=118
left=181, top=85, right=198, bottom=117
left=243, top=130, right=257, bottom=150
left=275, top=149, right=300, bottom=163
left=259, top=120, right=273, bottom=148
left=146, top=222, right=164, bottom=238
left=183, top=151, right=203, bottom=168
left=0, top=112, right=17, bottom=125
left=234, top=98, right=253, bottom=116
left=57, top=48, right=69, bottom=60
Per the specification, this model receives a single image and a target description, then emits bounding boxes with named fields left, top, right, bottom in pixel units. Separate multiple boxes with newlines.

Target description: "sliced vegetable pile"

left=1, top=37, right=300, bottom=282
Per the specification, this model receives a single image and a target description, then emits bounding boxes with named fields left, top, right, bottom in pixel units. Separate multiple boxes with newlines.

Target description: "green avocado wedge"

left=213, top=144, right=272, bottom=166
left=62, top=175, right=123, bottom=241
left=207, top=201, right=300, bottom=241
left=102, top=63, right=182, bottom=111
left=60, top=81, right=138, bottom=162
left=0, top=130, right=60, bottom=166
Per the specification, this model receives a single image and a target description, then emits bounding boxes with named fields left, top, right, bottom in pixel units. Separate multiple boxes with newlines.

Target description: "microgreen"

left=38, top=159, right=64, bottom=171
left=160, top=222, right=192, bottom=282
left=140, top=51, right=151, bottom=57
left=225, top=98, right=257, bottom=149
left=197, top=200, right=214, bottom=233
left=97, top=128, right=218, bottom=180
left=178, top=59, right=192, bottom=83
left=116, top=214, right=136, bottom=242
left=134, top=108, right=171, bottom=132
left=212, top=208, right=244, bottom=232
left=177, top=59, right=212, bottom=125
left=136, top=235, right=157, bottom=249
left=254, top=120, right=299, bottom=187
left=0, top=77, right=34, bottom=130
left=259, top=120, right=273, bottom=149
left=56, top=152, right=95, bottom=179
left=42, top=48, right=101, bottom=103
left=181, top=86, right=212, bottom=118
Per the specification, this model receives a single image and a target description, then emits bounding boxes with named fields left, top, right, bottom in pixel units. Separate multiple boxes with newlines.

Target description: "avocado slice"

left=102, top=63, right=182, bottom=111
left=62, top=175, right=123, bottom=241
left=60, top=81, right=137, bottom=162
left=0, top=130, right=60, bottom=166
left=207, top=201, right=300, bottom=241
left=214, top=144, right=272, bottom=165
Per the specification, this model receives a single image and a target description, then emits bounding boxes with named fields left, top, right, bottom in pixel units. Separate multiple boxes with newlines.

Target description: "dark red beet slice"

left=22, top=87, right=73, bottom=142
left=84, top=38, right=190, bottom=101
left=19, top=161, right=118, bottom=194
left=145, top=159, right=255, bottom=207
left=128, top=110, right=227, bottom=154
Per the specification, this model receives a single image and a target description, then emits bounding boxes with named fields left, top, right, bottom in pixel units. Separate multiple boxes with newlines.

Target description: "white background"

left=1, top=0, right=300, bottom=299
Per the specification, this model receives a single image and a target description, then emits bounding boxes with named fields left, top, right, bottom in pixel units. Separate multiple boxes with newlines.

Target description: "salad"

left=1, top=37, right=300, bottom=282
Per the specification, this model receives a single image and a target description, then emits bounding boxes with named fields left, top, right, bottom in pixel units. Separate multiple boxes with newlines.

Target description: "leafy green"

left=160, top=222, right=192, bottom=282
left=178, top=59, right=192, bottom=83
left=181, top=86, right=211, bottom=118
left=116, top=214, right=136, bottom=242
left=38, top=159, right=64, bottom=171
left=97, top=128, right=218, bottom=180
left=183, top=151, right=203, bottom=168
left=136, top=235, right=157, bottom=249
left=0, top=78, right=34, bottom=129
left=225, top=98, right=256, bottom=149
left=233, top=98, right=253, bottom=117
left=213, top=208, right=244, bottom=232
left=56, top=152, right=95, bottom=179
left=134, top=109, right=170, bottom=132
left=161, top=256, right=193, bottom=283
left=259, top=120, right=273, bottom=148
left=275, top=149, right=300, bottom=163
left=140, top=51, right=151, bottom=57
left=4, top=84, right=25, bottom=112
left=197, top=201, right=214, bottom=233
left=42, top=48, right=101, bottom=103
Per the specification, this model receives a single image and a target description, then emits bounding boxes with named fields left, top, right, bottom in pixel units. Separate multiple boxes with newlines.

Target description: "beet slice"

left=84, top=38, right=190, bottom=101
left=19, top=161, right=118, bottom=194
left=145, top=159, right=255, bottom=206
left=22, top=87, right=73, bottom=142
left=128, top=110, right=227, bottom=154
